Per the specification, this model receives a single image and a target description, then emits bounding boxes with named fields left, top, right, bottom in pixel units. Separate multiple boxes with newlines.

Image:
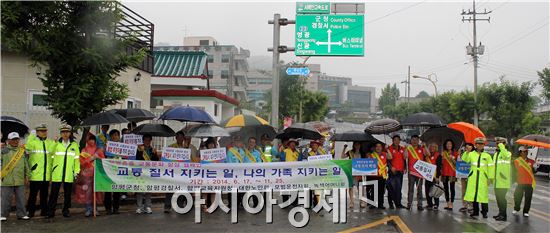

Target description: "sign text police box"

left=296, top=14, right=364, bottom=56
left=296, top=2, right=331, bottom=14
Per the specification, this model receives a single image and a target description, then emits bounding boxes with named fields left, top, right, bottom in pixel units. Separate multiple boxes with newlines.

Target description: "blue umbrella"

left=159, top=106, right=215, bottom=123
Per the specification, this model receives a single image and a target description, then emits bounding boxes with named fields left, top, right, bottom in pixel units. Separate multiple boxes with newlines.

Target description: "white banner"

left=413, top=160, right=437, bottom=182
left=123, top=134, right=143, bottom=145
left=162, top=147, right=191, bottom=162
left=308, top=154, right=333, bottom=161
left=200, top=147, right=227, bottom=163
left=105, top=141, right=138, bottom=158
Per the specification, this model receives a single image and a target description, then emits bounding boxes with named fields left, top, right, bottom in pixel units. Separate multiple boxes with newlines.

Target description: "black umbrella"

left=1, top=116, right=29, bottom=141
left=420, top=126, right=464, bottom=149
left=276, top=123, right=322, bottom=140
left=109, top=109, right=155, bottom=122
left=365, top=118, right=402, bottom=134
left=402, top=112, right=446, bottom=127
left=81, top=112, right=129, bottom=126
left=331, top=130, right=381, bottom=143
left=133, top=123, right=176, bottom=137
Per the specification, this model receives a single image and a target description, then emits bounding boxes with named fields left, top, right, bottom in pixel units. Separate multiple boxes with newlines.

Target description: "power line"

left=490, top=21, right=549, bottom=54
left=365, top=1, right=427, bottom=24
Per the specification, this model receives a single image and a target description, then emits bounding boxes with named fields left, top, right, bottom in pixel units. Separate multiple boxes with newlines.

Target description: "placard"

left=95, top=159, right=353, bottom=193
left=352, top=158, right=377, bottom=176
left=413, top=160, right=437, bottom=182
left=123, top=134, right=143, bottom=145
left=105, top=141, right=138, bottom=158
left=456, top=161, right=470, bottom=178
left=307, top=154, right=333, bottom=161
left=200, top=147, right=227, bottom=163
left=162, top=147, right=191, bottom=162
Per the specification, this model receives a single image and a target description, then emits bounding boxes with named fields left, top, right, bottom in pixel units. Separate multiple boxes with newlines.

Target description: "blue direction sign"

left=286, top=67, right=310, bottom=76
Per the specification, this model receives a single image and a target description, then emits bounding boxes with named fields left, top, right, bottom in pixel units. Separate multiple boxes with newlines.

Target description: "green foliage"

left=1, top=1, right=145, bottom=125
left=416, top=90, right=430, bottom=98
left=478, top=78, right=537, bottom=139
left=378, top=83, right=400, bottom=112
left=264, top=63, right=329, bottom=126
left=302, top=91, right=329, bottom=122
left=538, top=68, right=550, bottom=102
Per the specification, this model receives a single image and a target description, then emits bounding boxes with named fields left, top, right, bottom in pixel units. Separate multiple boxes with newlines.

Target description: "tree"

left=538, top=68, right=550, bottom=102
left=416, top=91, right=430, bottom=98
left=1, top=1, right=145, bottom=126
left=379, top=83, right=400, bottom=115
left=302, top=91, right=329, bottom=122
left=478, top=78, right=537, bottom=139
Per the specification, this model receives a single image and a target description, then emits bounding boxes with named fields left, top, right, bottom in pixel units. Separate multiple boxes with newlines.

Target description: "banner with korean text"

left=94, top=159, right=352, bottom=193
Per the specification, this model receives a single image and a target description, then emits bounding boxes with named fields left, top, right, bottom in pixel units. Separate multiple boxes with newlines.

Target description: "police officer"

left=25, top=123, right=56, bottom=218
left=493, top=137, right=512, bottom=221
left=462, top=137, right=494, bottom=219
left=47, top=124, right=80, bottom=218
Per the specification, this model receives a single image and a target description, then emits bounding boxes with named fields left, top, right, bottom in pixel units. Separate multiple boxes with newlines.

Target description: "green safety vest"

left=50, top=140, right=80, bottom=183
left=463, top=150, right=495, bottom=203
left=493, top=143, right=512, bottom=189
left=25, top=135, right=56, bottom=181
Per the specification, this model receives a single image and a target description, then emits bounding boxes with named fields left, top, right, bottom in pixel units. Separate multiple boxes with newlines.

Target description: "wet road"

left=2, top=173, right=549, bottom=232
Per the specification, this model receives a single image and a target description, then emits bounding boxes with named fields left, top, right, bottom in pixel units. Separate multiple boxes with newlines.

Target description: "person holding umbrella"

left=135, top=134, right=159, bottom=214
left=425, top=143, right=442, bottom=210
left=307, top=140, right=326, bottom=157
left=1, top=132, right=30, bottom=221
left=244, top=137, right=263, bottom=163
left=281, top=139, right=300, bottom=162
left=441, top=139, right=459, bottom=211
left=387, top=135, right=406, bottom=209
left=463, top=137, right=494, bottom=219
left=226, top=135, right=246, bottom=163
left=25, top=123, right=56, bottom=218
left=405, top=135, right=430, bottom=211
left=367, top=142, right=389, bottom=209
left=493, top=137, right=512, bottom=221
left=513, top=146, right=536, bottom=217
left=104, top=129, right=122, bottom=214
left=342, top=141, right=365, bottom=208
left=96, top=125, right=110, bottom=149
left=47, top=124, right=80, bottom=218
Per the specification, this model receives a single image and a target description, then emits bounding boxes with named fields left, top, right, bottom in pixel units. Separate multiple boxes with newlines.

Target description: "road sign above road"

left=286, top=67, right=310, bottom=76
left=296, top=2, right=331, bottom=14
left=295, top=14, right=364, bottom=56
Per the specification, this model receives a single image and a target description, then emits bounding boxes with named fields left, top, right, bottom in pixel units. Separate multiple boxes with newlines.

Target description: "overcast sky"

left=124, top=0, right=549, bottom=97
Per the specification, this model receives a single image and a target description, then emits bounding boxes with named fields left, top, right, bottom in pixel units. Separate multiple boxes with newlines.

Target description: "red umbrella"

left=448, top=122, right=485, bottom=144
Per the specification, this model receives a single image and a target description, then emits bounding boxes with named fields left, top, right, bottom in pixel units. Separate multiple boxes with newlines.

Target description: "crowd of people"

left=0, top=123, right=538, bottom=223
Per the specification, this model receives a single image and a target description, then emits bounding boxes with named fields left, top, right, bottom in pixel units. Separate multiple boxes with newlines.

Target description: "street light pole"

left=412, top=74, right=438, bottom=97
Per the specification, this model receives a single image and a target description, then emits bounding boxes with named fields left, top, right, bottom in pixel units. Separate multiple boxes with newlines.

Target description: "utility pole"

left=298, top=56, right=310, bottom=123
left=407, top=65, right=411, bottom=105
left=268, top=14, right=294, bottom=129
left=462, top=0, right=490, bottom=126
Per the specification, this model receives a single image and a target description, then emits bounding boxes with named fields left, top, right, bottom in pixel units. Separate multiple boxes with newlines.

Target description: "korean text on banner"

left=352, top=158, right=378, bottom=176
left=455, top=161, right=470, bottom=178
left=307, top=154, right=332, bottom=161
left=105, top=141, right=138, bottom=158
left=162, top=147, right=191, bottom=162
left=94, top=159, right=353, bottom=193
left=123, top=134, right=143, bottom=145
left=413, top=160, right=437, bottom=182
left=200, top=147, right=227, bottom=163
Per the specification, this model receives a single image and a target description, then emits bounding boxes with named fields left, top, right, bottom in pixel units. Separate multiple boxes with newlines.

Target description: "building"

left=246, top=69, right=272, bottom=107
left=347, top=85, right=376, bottom=113
left=318, top=74, right=352, bottom=108
left=149, top=49, right=238, bottom=123
left=1, top=4, right=154, bottom=138
left=155, top=36, right=250, bottom=103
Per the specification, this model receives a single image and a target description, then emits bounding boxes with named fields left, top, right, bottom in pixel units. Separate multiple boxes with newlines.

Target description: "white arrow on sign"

left=315, top=29, right=343, bottom=53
